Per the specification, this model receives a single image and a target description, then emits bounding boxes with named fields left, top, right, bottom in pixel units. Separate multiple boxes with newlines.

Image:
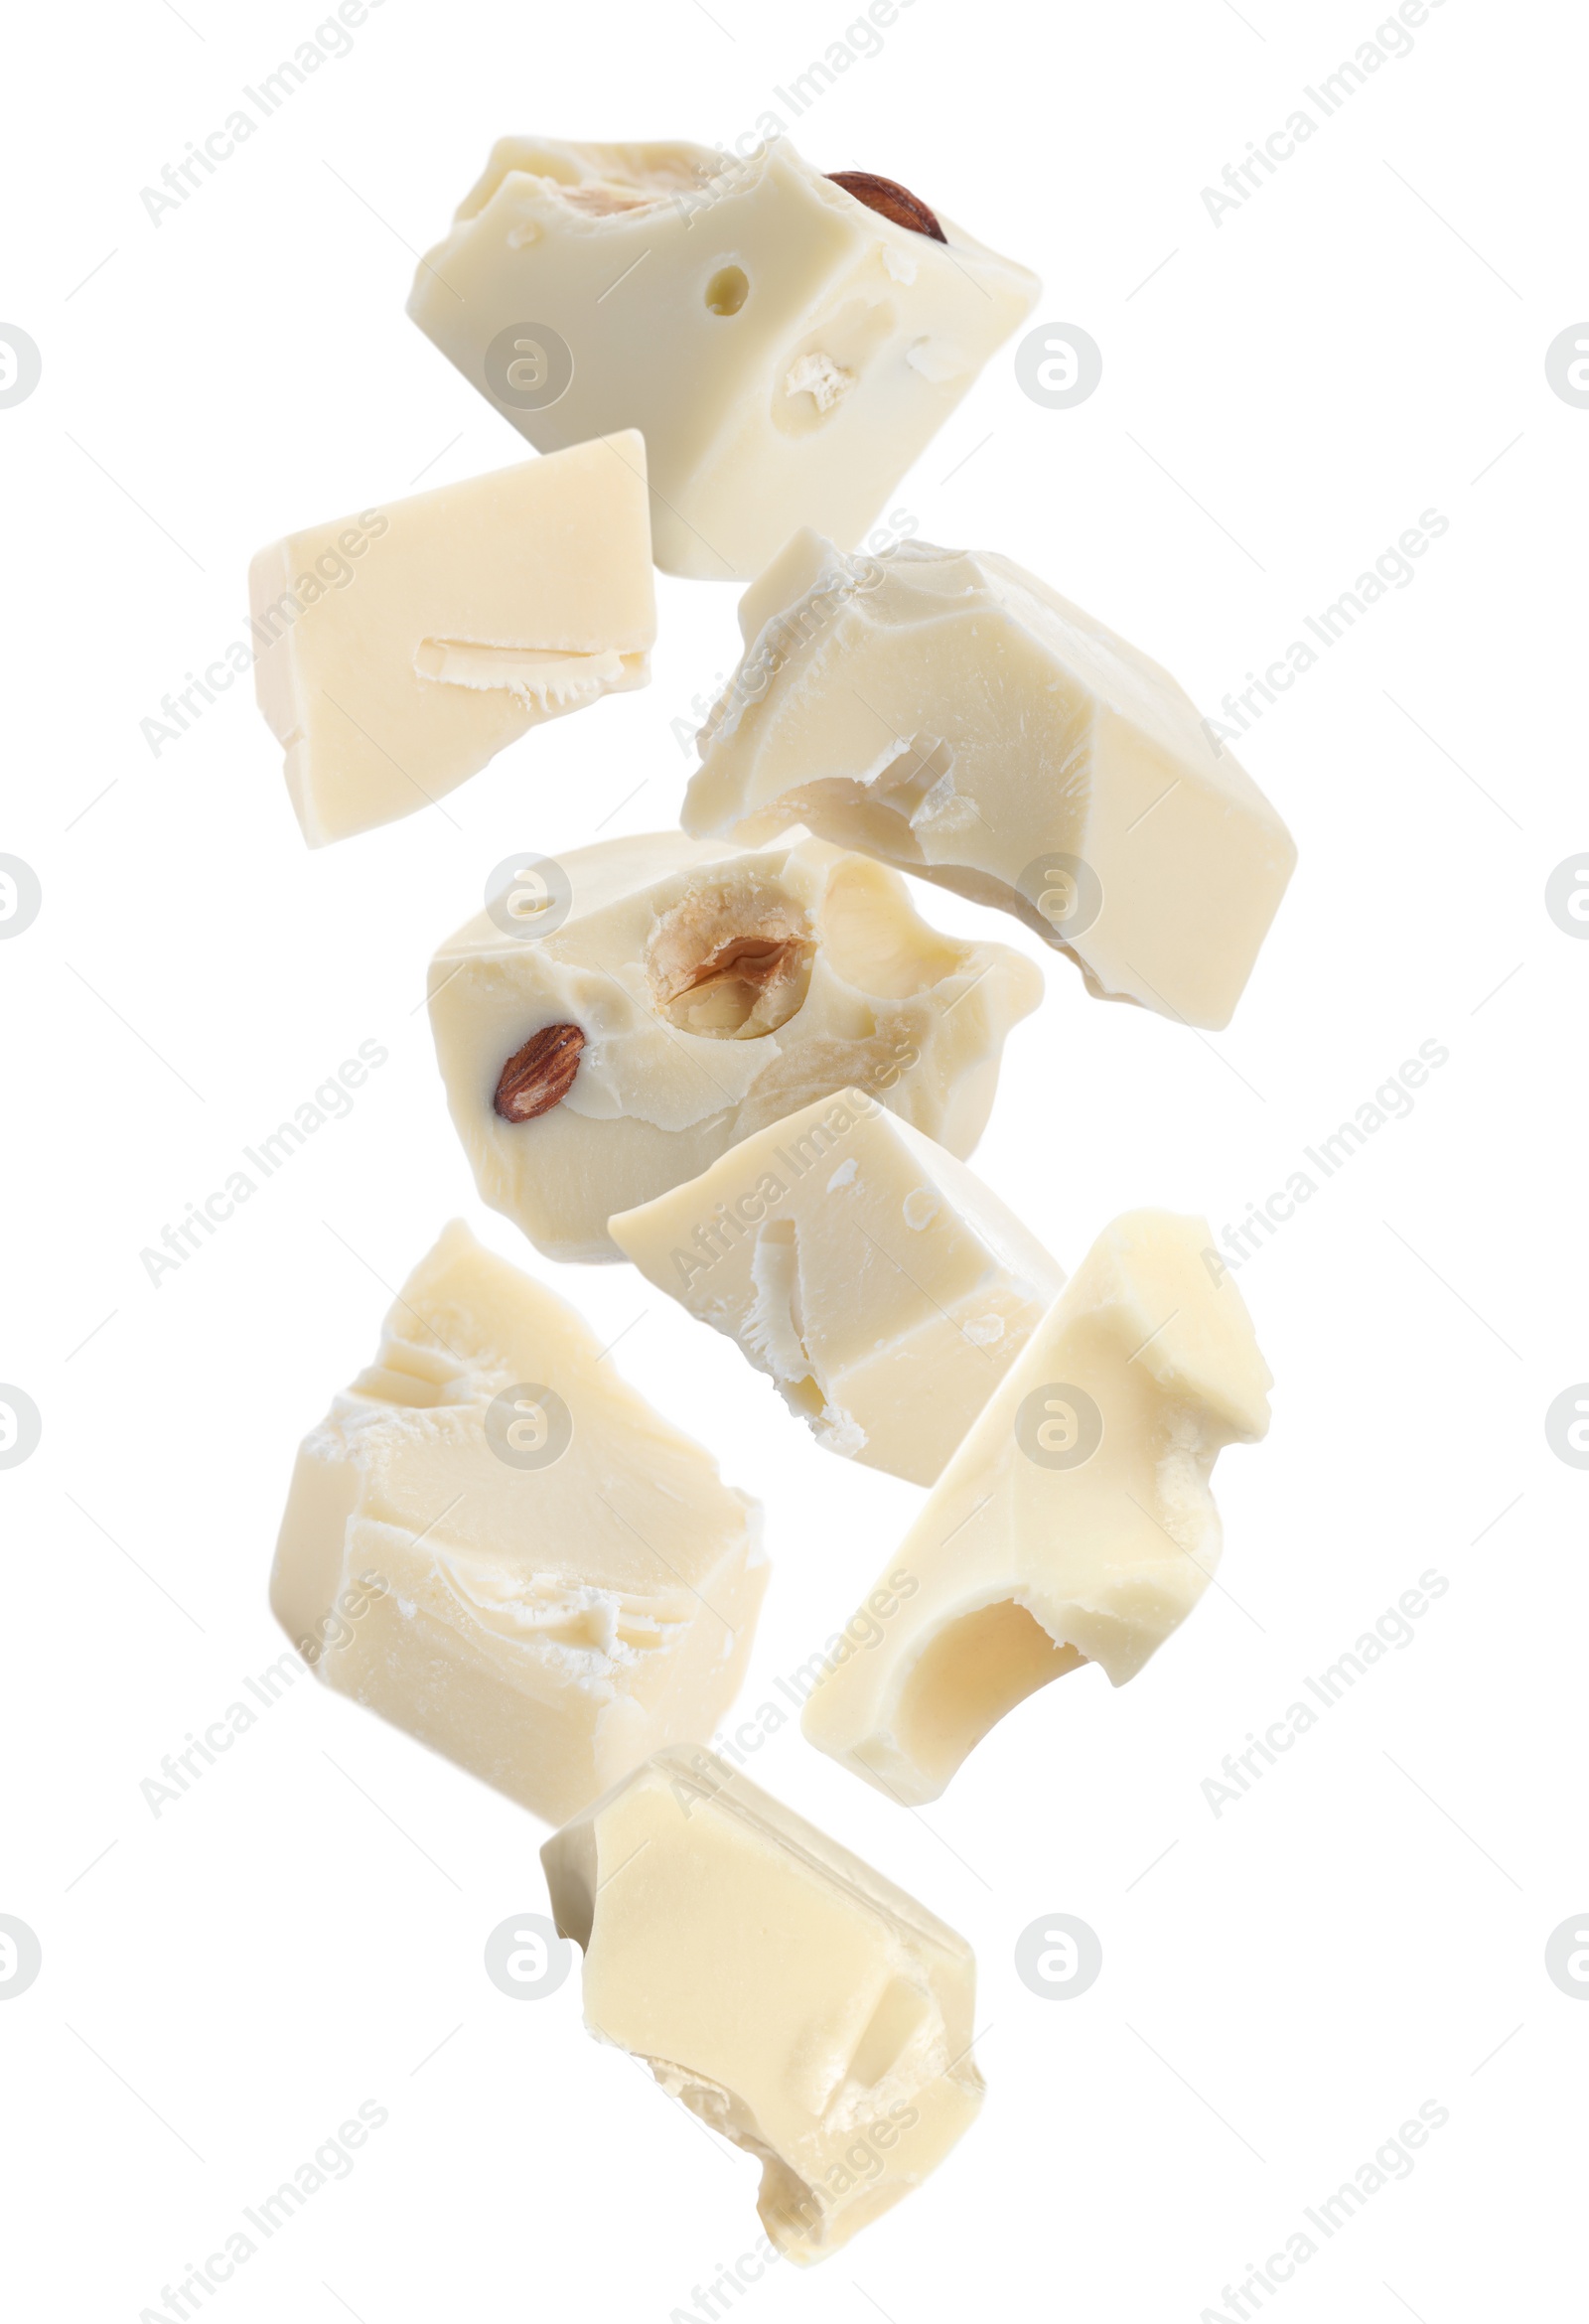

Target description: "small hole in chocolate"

left=705, top=264, right=750, bottom=316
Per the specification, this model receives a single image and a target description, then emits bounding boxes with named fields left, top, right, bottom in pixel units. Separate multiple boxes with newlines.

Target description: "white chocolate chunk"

left=609, top=1090, right=1064, bottom=1484
left=801, top=1212, right=1272, bottom=1803
left=407, top=137, right=1039, bottom=580
left=248, top=435, right=655, bottom=846
left=541, top=1747, right=983, bottom=2262
left=428, top=831, right=1042, bottom=1263
left=270, top=1222, right=765, bottom=1823
left=684, top=531, right=1297, bottom=1029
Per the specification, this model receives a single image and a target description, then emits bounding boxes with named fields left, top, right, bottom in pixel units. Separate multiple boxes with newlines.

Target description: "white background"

left=2, top=1, right=1584, bottom=2317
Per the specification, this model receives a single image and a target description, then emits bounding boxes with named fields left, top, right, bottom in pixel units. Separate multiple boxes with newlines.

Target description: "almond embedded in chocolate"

left=495, top=1023, right=585, bottom=1121
left=826, top=170, right=946, bottom=243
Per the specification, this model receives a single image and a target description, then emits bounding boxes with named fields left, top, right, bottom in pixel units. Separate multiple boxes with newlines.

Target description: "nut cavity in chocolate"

left=428, top=830, right=1043, bottom=1263
left=684, top=529, right=1297, bottom=1032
